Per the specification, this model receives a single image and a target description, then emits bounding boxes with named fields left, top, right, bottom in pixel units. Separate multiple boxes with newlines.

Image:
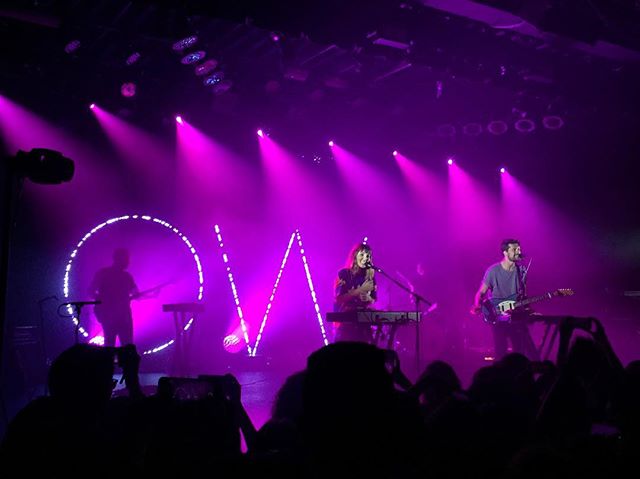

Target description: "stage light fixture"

left=195, top=59, right=218, bottom=76
left=203, top=71, right=224, bottom=86
left=126, top=52, right=141, bottom=66
left=13, top=149, right=74, bottom=184
left=514, top=118, right=536, bottom=133
left=172, top=35, right=198, bottom=51
left=120, top=82, right=136, bottom=98
left=487, top=120, right=508, bottom=135
left=64, top=40, right=81, bottom=54
left=542, top=115, right=564, bottom=130
left=181, top=51, right=206, bottom=65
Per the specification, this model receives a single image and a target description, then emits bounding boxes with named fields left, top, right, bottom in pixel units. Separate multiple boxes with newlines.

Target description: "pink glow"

left=257, top=129, right=264, bottom=137
left=258, top=134, right=336, bottom=226
left=89, top=103, right=96, bottom=110
left=328, top=140, right=334, bottom=147
left=394, top=151, right=446, bottom=218
left=392, top=150, right=398, bottom=157
left=92, top=106, right=172, bottom=185
left=500, top=167, right=506, bottom=174
left=175, top=121, right=256, bottom=226
left=175, top=115, right=183, bottom=124
left=447, top=158, right=454, bottom=165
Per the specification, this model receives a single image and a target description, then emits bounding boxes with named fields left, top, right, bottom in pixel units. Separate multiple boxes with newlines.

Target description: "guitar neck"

left=515, top=292, right=554, bottom=308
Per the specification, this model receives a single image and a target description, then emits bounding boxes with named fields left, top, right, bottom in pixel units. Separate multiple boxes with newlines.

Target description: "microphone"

left=62, top=300, right=102, bottom=306
left=365, top=261, right=379, bottom=271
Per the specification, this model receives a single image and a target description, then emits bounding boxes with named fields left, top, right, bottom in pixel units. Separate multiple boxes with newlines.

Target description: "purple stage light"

left=392, top=150, right=398, bottom=157
left=172, top=35, right=198, bottom=51
left=175, top=116, right=183, bottom=125
left=120, top=82, right=136, bottom=98
left=447, top=158, right=454, bottom=165
left=514, top=118, right=536, bottom=133
left=64, top=40, right=81, bottom=54
left=63, top=215, right=204, bottom=355
left=487, top=120, right=508, bottom=135
left=328, top=140, right=334, bottom=147
left=214, top=224, right=252, bottom=355
left=181, top=50, right=206, bottom=65
left=543, top=115, right=564, bottom=130
left=195, top=59, right=218, bottom=76
left=203, top=71, right=224, bottom=85
left=126, top=52, right=141, bottom=66
left=500, top=167, right=506, bottom=174
left=89, top=103, right=96, bottom=110
left=257, top=129, right=264, bottom=138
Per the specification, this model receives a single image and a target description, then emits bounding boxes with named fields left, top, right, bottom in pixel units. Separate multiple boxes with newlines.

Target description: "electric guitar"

left=481, top=288, right=574, bottom=324
left=94, top=279, right=174, bottom=324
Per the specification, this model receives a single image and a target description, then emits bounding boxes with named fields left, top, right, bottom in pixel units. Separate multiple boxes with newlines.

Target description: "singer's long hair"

left=345, top=243, right=372, bottom=273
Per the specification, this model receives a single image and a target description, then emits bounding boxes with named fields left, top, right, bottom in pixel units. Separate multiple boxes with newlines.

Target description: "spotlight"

left=447, top=158, right=454, bottom=165
left=500, top=167, right=506, bottom=174
left=542, top=115, right=564, bottom=130
left=175, top=116, right=183, bottom=125
left=328, top=140, right=334, bottom=147
left=120, top=82, right=136, bottom=98
left=64, top=40, right=81, bottom=54
left=89, top=103, right=96, bottom=110
left=392, top=150, right=398, bottom=157
left=203, top=71, right=224, bottom=86
left=172, top=36, right=198, bottom=52
left=514, top=118, right=536, bottom=133
left=195, top=59, right=218, bottom=76
left=257, top=129, right=264, bottom=138
left=181, top=51, right=206, bottom=65
left=125, top=52, right=141, bottom=66
left=487, top=120, right=508, bottom=135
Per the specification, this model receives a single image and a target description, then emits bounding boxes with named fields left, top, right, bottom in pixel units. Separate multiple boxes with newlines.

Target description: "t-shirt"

left=482, top=262, right=526, bottom=300
left=334, top=267, right=377, bottom=312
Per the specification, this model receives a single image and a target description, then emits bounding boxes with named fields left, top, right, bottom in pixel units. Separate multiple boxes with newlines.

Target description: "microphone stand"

left=370, top=264, right=435, bottom=376
left=72, top=303, right=85, bottom=345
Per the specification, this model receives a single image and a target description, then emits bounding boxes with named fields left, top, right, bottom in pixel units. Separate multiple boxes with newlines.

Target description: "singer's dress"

left=333, top=267, right=377, bottom=342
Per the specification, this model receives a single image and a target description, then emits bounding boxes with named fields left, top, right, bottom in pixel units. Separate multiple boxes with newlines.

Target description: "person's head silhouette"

left=112, top=247, right=130, bottom=270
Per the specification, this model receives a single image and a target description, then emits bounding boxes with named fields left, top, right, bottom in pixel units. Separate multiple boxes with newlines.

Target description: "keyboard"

left=162, top=303, right=205, bottom=313
left=326, top=310, right=421, bottom=324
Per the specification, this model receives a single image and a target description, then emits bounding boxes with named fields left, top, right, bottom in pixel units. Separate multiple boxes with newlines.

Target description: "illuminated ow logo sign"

left=213, top=225, right=329, bottom=356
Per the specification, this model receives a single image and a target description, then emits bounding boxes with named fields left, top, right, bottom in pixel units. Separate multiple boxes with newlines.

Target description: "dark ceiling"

left=2, top=0, right=639, bottom=133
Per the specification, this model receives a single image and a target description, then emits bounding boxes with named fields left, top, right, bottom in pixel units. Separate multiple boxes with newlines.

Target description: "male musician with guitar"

left=333, top=243, right=377, bottom=342
left=471, top=239, right=539, bottom=360
left=89, top=248, right=139, bottom=347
